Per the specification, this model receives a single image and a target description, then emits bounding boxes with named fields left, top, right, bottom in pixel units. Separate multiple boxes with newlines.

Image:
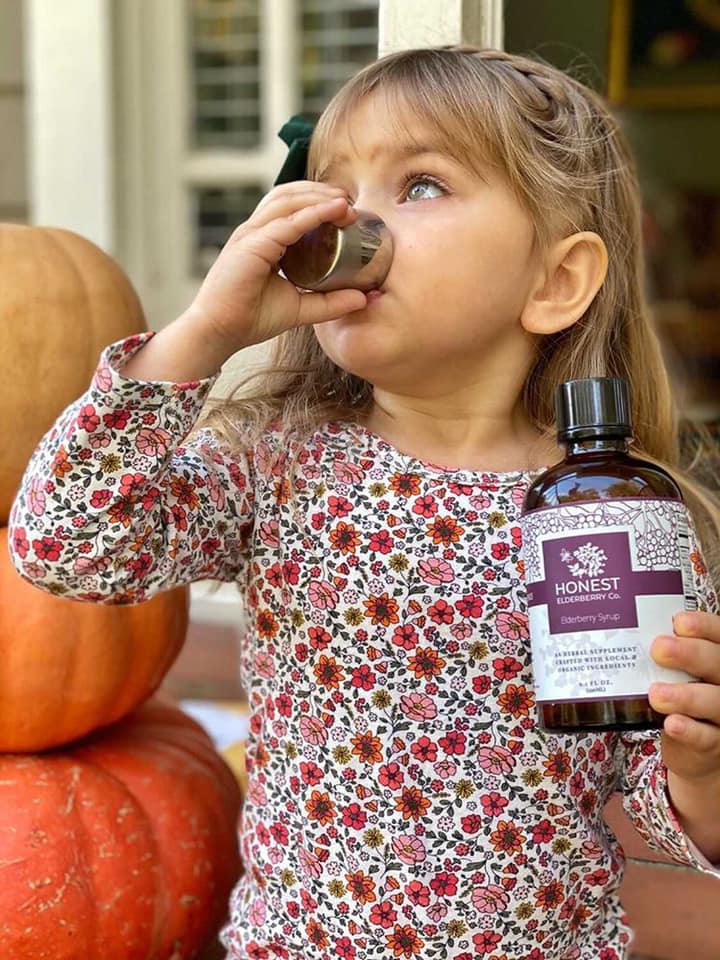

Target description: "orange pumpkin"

left=0, top=526, right=189, bottom=752
left=0, top=699, right=242, bottom=959
left=0, top=224, right=146, bottom=524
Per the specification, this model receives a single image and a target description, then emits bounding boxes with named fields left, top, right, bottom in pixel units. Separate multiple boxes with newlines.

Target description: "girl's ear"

left=520, top=231, right=608, bottom=335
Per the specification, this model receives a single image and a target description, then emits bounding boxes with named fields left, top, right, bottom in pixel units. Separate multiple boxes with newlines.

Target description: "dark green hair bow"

left=274, top=115, right=315, bottom=185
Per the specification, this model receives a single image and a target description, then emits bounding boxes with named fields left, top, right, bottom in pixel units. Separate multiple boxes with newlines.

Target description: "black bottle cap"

left=556, top=377, right=632, bottom=441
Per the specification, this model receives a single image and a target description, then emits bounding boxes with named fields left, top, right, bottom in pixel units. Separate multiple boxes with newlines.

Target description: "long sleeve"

left=8, top=333, right=255, bottom=604
left=616, top=517, right=720, bottom=873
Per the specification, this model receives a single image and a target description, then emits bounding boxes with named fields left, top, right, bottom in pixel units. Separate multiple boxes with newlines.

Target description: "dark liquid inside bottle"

left=524, top=435, right=682, bottom=732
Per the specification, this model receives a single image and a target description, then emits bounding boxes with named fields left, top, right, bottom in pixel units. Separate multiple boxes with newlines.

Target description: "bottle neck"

left=562, top=434, right=631, bottom=458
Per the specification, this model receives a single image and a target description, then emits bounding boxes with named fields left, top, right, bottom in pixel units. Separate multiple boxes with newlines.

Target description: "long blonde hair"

left=202, top=46, right=719, bottom=588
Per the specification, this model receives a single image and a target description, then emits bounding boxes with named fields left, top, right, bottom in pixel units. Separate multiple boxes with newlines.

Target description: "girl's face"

left=312, top=93, right=544, bottom=400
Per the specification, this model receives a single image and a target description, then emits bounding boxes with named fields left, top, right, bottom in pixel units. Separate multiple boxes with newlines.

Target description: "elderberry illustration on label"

left=523, top=499, right=694, bottom=705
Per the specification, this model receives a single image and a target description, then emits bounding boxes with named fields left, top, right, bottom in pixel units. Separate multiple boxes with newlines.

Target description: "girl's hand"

left=186, top=182, right=368, bottom=354
left=650, top=611, right=720, bottom=781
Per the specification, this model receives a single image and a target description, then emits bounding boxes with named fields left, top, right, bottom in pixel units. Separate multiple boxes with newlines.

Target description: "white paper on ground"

left=180, top=699, right=249, bottom=750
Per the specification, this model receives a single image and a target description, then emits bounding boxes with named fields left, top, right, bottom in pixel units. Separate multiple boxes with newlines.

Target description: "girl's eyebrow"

left=317, top=143, right=450, bottom=181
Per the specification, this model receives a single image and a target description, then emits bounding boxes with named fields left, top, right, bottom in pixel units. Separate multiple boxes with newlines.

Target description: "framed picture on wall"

left=608, top=0, right=720, bottom=107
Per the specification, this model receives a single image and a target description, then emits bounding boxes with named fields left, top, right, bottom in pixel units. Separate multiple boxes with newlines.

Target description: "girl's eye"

left=402, top=175, right=446, bottom=202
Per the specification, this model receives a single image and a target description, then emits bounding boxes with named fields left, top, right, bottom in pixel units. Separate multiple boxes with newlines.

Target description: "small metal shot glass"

left=279, top=210, right=392, bottom=292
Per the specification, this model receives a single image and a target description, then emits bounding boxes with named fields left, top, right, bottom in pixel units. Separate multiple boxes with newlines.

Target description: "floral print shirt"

left=9, top=333, right=720, bottom=960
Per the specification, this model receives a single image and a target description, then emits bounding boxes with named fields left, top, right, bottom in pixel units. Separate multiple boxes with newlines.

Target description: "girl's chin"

left=322, top=345, right=393, bottom=385
left=316, top=312, right=405, bottom=379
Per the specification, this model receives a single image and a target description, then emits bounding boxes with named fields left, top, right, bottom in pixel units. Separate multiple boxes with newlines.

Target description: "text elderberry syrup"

left=520, top=378, right=697, bottom=732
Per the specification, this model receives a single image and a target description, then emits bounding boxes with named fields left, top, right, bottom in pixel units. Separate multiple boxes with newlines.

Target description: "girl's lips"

left=365, top=289, right=384, bottom=303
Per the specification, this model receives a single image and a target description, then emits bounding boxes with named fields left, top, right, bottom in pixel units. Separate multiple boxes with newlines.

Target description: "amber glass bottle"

left=521, top=378, right=696, bottom=732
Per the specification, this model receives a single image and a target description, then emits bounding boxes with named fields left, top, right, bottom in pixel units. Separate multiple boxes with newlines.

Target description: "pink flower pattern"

left=8, top=332, right=720, bottom=960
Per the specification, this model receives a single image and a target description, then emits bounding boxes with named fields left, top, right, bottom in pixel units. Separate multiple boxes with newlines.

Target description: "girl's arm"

left=649, top=601, right=720, bottom=863
left=9, top=182, right=367, bottom=602
left=617, top=731, right=720, bottom=872
left=615, top=526, right=720, bottom=871
left=8, top=332, right=254, bottom=603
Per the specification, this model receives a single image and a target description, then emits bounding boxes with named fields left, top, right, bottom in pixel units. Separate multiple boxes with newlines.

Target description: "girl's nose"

left=351, top=184, right=388, bottom=219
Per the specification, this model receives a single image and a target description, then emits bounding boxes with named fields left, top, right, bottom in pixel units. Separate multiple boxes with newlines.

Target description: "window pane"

left=192, top=184, right=264, bottom=277
left=188, top=0, right=261, bottom=148
left=300, top=0, right=378, bottom=118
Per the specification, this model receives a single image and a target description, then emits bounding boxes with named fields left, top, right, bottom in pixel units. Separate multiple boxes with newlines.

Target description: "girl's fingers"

left=650, top=680, right=720, bottom=725
left=294, top=288, right=367, bottom=327
left=674, top=612, right=720, bottom=645
left=249, top=198, right=356, bottom=260
left=252, top=182, right=349, bottom=219
left=652, top=631, right=720, bottom=684
left=248, top=193, right=356, bottom=233
left=260, top=179, right=344, bottom=199
left=221, top=198, right=353, bottom=272
left=662, top=713, right=720, bottom=757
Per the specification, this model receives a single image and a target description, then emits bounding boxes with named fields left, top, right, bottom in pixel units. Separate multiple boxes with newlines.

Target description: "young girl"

left=9, top=47, right=720, bottom=960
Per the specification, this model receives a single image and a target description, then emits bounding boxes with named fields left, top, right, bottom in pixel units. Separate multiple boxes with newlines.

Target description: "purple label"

left=527, top=531, right=683, bottom=635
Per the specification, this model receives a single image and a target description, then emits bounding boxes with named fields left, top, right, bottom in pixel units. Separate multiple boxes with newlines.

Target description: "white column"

left=23, top=0, right=115, bottom=251
left=262, top=0, right=300, bottom=173
left=379, top=0, right=503, bottom=56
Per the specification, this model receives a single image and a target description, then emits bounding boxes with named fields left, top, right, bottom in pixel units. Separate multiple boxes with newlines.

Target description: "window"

left=193, top=183, right=265, bottom=275
left=188, top=0, right=261, bottom=148
left=301, top=0, right=379, bottom=117
left=186, top=1, right=379, bottom=278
